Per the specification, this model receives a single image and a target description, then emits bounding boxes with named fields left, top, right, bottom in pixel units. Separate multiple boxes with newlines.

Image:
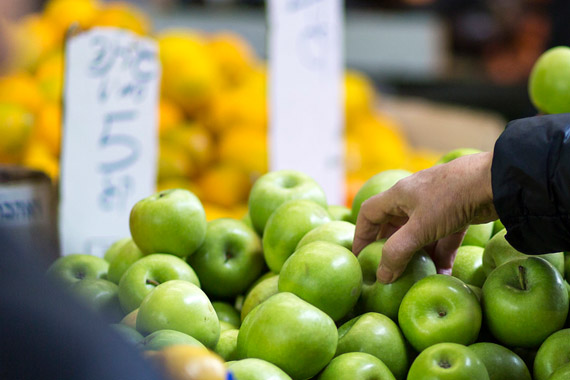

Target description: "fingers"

left=431, top=229, right=467, bottom=275
left=377, top=219, right=426, bottom=283
left=352, top=194, right=391, bottom=255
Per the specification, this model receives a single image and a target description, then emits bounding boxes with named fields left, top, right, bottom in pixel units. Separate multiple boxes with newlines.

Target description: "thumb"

left=377, top=219, right=426, bottom=284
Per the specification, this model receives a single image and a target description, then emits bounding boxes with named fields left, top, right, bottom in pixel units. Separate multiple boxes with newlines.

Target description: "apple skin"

left=407, top=343, right=489, bottom=380
left=144, top=345, right=226, bottom=380
left=279, top=241, right=362, bottom=321
left=187, top=218, right=264, bottom=298
left=349, top=169, right=411, bottom=223
left=212, top=301, right=240, bottom=328
left=136, top=280, right=220, bottom=349
left=462, top=223, right=494, bottom=247
left=358, top=240, right=436, bottom=321
left=104, top=237, right=130, bottom=263
left=110, top=323, right=144, bottom=345
left=107, top=238, right=144, bottom=284
left=468, top=342, right=531, bottom=380
left=399, top=274, right=481, bottom=352
left=227, top=358, right=292, bottom=380
left=492, top=220, right=504, bottom=236
left=240, top=275, right=279, bottom=322
left=136, top=329, right=205, bottom=351
left=452, top=245, right=486, bottom=287
left=549, top=362, right=570, bottom=380
left=121, top=308, right=138, bottom=329
left=118, top=253, right=200, bottom=313
left=46, top=254, right=109, bottom=287
left=529, top=46, right=570, bottom=114
left=70, top=278, right=123, bottom=321
left=483, top=229, right=564, bottom=276
left=533, top=328, right=570, bottom=380
left=263, top=200, right=331, bottom=273
left=129, top=189, right=207, bottom=258
left=296, top=221, right=355, bottom=252
left=237, top=292, right=337, bottom=380
left=467, top=285, right=482, bottom=302
left=318, top=352, right=396, bottom=380
left=336, top=312, right=409, bottom=380
left=248, top=170, right=328, bottom=235
left=214, top=328, right=239, bottom=361
left=482, top=257, right=568, bottom=348
left=328, top=205, right=351, bottom=222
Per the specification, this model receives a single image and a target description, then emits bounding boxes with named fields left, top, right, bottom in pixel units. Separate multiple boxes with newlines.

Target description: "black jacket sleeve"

left=492, top=113, right=570, bottom=254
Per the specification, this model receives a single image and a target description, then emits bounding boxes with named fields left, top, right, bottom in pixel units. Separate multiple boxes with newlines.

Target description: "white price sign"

left=60, top=28, right=160, bottom=257
left=268, top=0, right=344, bottom=204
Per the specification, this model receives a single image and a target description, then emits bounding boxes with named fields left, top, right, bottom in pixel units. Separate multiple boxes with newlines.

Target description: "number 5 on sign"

left=60, top=28, right=160, bottom=257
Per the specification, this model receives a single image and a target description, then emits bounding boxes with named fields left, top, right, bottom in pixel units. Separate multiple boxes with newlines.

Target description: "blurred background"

left=0, top=0, right=567, bottom=219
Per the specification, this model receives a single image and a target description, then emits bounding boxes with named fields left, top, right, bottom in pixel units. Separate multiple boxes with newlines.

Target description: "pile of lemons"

left=0, top=0, right=439, bottom=218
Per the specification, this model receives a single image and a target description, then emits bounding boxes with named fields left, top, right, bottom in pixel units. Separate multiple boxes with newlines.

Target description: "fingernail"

left=377, top=264, right=394, bottom=284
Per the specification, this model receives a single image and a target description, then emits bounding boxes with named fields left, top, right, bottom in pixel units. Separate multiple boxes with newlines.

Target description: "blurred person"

left=353, top=113, right=570, bottom=283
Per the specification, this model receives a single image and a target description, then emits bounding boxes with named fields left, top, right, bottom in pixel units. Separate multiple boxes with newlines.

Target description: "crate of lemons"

left=48, top=163, right=570, bottom=380
left=0, top=0, right=440, bottom=221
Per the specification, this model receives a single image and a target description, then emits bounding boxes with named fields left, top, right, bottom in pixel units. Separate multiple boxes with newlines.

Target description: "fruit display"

left=0, top=0, right=441, bottom=220
left=47, top=165, right=570, bottom=380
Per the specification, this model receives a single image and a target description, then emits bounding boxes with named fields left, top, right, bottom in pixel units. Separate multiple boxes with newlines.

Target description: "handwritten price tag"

left=59, top=28, right=160, bottom=257
left=268, top=0, right=344, bottom=204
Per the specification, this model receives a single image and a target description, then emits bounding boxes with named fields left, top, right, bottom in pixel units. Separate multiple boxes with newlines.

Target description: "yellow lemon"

left=196, top=165, right=251, bottom=208
left=33, top=103, right=61, bottom=156
left=345, top=70, right=375, bottom=127
left=406, top=148, right=441, bottom=172
left=208, top=32, right=256, bottom=87
left=201, top=202, right=234, bottom=222
left=157, top=142, right=196, bottom=182
left=156, top=178, right=202, bottom=199
left=92, top=2, right=151, bottom=35
left=44, top=0, right=100, bottom=38
left=0, top=72, right=44, bottom=113
left=158, top=30, right=220, bottom=114
left=158, top=99, right=184, bottom=135
left=161, top=123, right=214, bottom=172
left=218, top=125, right=267, bottom=175
left=23, top=141, right=59, bottom=179
left=0, top=103, right=35, bottom=163
left=35, top=51, right=64, bottom=103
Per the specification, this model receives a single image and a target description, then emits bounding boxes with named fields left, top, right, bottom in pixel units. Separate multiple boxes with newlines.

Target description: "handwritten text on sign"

left=269, top=0, right=344, bottom=205
left=60, top=28, right=159, bottom=257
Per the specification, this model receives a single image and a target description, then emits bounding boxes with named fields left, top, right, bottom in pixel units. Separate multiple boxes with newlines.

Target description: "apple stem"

left=146, top=279, right=160, bottom=287
left=518, top=265, right=527, bottom=291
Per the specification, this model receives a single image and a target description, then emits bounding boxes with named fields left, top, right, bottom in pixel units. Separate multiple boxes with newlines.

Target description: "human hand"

left=353, top=152, right=498, bottom=283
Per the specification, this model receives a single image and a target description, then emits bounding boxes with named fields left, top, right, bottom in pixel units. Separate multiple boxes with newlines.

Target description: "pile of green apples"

left=46, top=155, right=570, bottom=380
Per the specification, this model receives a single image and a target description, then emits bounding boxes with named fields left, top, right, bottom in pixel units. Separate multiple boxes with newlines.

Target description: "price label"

left=268, top=0, right=344, bottom=204
left=59, top=28, right=160, bottom=257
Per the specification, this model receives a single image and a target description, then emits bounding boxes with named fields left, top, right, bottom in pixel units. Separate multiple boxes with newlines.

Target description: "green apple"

left=214, top=328, right=239, bottom=361
left=358, top=240, right=436, bottom=321
left=104, top=237, right=130, bottom=263
left=263, top=200, right=330, bottom=273
left=467, top=285, right=482, bottom=302
left=482, top=257, right=568, bottom=348
left=483, top=229, right=564, bottom=276
left=469, top=342, right=531, bottom=380
left=319, top=352, right=395, bottom=380
left=46, top=254, right=109, bottom=287
left=107, top=238, right=144, bottom=284
left=70, top=278, right=123, bottom=321
left=241, top=212, right=255, bottom=231
left=212, top=301, right=240, bottom=328
left=187, top=218, right=264, bottom=298
left=219, top=321, right=235, bottom=332
left=549, top=362, right=570, bottom=380
left=533, top=328, right=570, bottom=380
left=129, top=189, right=207, bottom=258
left=435, top=148, right=481, bottom=165
left=296, top=221, right=355, bottom=251
left=136, top=280, right=219, bottom=349
left=110, top=323, right=144, bottom=345
left=328, top=205, right=351, bottom=222
left=136, top=329, right=204, bottom=351
left=565, top=252, right=570, bottom=282
left=452, top=245, right=486, bottom=287
left=336, top=312, right=409, bottom=380
left=462, top=223, right=494, bottom=247
left=399, top=274, right=481, bottom=352
left=237, top=292, right=337, bottom=380
left=121, top=308, right=138, bottom=329
left=245, top=271, right=277, bottom=297
left=349, top=169, right=411, bottom=223
left=248, top=170, right=328, bottom=235
left=241, top=275, right=279, bottom=322
left=279, top=241, right=362, bottom=321
left=407, top=343, right=489, bottom=380
left=492, top=220, right=504, bottom=236
left=529, top=46, right=570, bottom=114
left=118, top=253, right=200, bottom=313
left=227, top=358, right=292, bottom=380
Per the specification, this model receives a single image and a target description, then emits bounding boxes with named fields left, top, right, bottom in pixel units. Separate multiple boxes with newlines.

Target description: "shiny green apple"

left=214, top=328, right=239, bottom=361
left=435, top=148, right=481, bottom=165
left=296, top=221, right=355, bottom=251
left=129, top=189, right=207, bottom=258
left=549, top=362, right=570, bottom=380
left=533, top=328, right=570, bottom=380
left=104, top=237, right=130, bottom=263
left=328, top=205, right=351, bottom=222
left=452, top=245, right=486, bottom=287
left=212, top=301, right=240, bottom=328
left=136, top=329, right=204, bottom=351
left=70, top=278, right=123, bottom=321
left=529, top=46, right=570, bottom=114
left=240, top=275, right=279, bottom=322
left=469, top=342, right=531, bottom=380
left=107, top=238, right=144, bottom=284
left=227, top=358, right=292, bottom=380
left=318, top=352, right=395, bottom=380
left=462, top=223, right=494, bottom=247
left=46, top=254, right=109, bottom=287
